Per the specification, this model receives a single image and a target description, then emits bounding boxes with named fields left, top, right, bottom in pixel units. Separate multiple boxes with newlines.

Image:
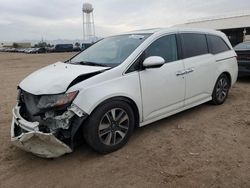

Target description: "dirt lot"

left=0, top=52, right=249, bottom=188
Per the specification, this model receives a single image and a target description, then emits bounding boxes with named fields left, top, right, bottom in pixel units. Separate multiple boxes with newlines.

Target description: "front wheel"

left=83, top=100, right=135, bottom=153
left=211, top=74, right=230, bottom=105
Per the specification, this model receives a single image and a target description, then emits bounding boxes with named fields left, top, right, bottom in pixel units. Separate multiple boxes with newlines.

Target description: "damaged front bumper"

left=11, top=105, right=85, bottom=158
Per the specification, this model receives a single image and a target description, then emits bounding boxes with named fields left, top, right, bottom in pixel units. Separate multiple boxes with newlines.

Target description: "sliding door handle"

left=176, top=71, right=186, bottom=76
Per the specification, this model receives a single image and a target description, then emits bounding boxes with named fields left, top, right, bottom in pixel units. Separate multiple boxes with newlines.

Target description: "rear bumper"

left=238, top=60, right=250, bottom=76
left=11, top=106, right=72, bottom=158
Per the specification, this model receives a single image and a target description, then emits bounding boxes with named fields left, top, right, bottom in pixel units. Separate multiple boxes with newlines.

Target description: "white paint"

left=176, top=13, right=250, bottom=30
left=11, top=106, right=72, bottom=158
left=139, top=59, right=185, bottom=121
left=14, top=28, right=238, bottom=157
left=68, top=28, right=237, bottom=125
left=142, top=56, right=165, bottom=68
left=19, top=28, right=238, bottom=124
left=19, top=62, right=109, bottom=95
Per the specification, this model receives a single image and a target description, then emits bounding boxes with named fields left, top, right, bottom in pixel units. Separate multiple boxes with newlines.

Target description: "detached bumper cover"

left=11, top=106, right=72, bottom=158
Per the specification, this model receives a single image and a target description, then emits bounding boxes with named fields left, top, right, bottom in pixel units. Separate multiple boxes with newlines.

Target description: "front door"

left=139, top=34, right=186, bottom=121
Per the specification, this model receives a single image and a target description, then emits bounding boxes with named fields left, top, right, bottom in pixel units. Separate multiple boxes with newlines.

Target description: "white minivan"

left=11, top=28, right=238, bottom=158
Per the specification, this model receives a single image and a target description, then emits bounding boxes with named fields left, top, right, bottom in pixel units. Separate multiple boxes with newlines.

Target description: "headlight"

left=37, top=91, right=78, bottom=110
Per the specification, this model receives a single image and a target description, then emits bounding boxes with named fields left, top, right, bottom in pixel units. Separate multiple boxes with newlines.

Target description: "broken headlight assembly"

left=17, top=90, right=85, bottom=134
left=37, top=91, right=79, bottom=110
left=38, top=91, right=80, bottom=133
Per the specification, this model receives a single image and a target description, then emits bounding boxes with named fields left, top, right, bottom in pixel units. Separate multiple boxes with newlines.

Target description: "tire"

left=83, top=100, right=135, bottom=153
left=211, top=74, right=230, bottom=105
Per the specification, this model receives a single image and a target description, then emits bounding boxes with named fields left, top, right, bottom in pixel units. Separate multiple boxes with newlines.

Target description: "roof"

left=124, top=28, right=163, bottom=34
left=125, top=27, right=223, bottom=36
left=176, top=11, right=250, bottom=30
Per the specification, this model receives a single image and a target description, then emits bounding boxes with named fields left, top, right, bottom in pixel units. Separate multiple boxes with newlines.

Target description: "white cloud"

left=0, top=0, right=249, bottom=41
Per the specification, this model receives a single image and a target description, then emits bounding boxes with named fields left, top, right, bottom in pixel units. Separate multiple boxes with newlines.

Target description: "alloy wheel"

left=98, top=108, right=129, bottom=146
left=216, top=77, right=229, bottom=102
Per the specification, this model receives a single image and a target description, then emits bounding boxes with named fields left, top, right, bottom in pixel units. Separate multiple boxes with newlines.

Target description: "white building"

left=177, top=11, right=250, bottom=46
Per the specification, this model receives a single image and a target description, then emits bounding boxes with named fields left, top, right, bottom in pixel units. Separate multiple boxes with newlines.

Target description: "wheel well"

left=93, top=96, right=140, bottom=127
left=74, top=96, right=140, bottom=146
left=222, top=72, right=232, bottom=87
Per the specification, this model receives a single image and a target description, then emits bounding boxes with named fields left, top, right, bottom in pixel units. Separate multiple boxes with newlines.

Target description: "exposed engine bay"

left=10, top=61, right=111, bottom=158
left=11, top=89, right=87, bottom=158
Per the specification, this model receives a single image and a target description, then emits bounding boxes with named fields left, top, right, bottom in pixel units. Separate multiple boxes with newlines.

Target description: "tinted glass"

left=180, top=33, right=208, bottom=58
left=207, top=35, right=230, bottom=54
left=70, top=34, right=151, bottom=67
left=126, top=54, right=143, bottom=73
left=144, top=34, right=178, bottom=63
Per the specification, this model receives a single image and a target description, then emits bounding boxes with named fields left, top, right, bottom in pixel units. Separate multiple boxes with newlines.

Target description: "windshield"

left=69, top=34, right=151, bottom=67
left=234, top=42, right=250, bottom=50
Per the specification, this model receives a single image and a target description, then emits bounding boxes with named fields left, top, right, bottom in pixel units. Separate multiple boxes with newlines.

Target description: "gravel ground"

left=0, top=52, right=249, bottom=188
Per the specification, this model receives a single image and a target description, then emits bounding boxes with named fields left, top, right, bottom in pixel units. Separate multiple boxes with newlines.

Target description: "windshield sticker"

left=129, top=35, right=145, bottom=40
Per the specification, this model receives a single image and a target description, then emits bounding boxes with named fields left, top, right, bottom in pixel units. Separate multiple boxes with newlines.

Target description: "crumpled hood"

left=19, top=62, right=109, bottom=95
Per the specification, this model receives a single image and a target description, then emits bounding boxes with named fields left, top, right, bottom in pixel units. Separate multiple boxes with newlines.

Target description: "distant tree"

left=33, top=42, right=54, bottom=48
left=39, top=42, right=47, bottom=48
left=47, top=43, right=52, bottom=47
left=34, top=42, right=48, bottom=48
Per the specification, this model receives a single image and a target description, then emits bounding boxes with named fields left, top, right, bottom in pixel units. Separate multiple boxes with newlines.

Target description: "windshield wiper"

left=72, top=61, right=109, bottom=67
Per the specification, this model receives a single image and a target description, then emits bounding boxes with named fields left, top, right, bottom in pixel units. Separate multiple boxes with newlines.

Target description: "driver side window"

left=145, top=34, right=178, bottom=63
left=126, top=34, right=178, bottom=73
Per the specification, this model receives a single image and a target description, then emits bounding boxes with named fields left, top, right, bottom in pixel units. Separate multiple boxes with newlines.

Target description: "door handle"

left=176, top=70, right=186, bottom=76
left=185, top=68, right=194, bottom=74
left=176, top=68, right=194, bottom=76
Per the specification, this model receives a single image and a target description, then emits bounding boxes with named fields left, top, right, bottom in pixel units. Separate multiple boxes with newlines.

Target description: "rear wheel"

left=211, top=74, right=230, bottom=105
left=83, top=100, right=135, bottom=153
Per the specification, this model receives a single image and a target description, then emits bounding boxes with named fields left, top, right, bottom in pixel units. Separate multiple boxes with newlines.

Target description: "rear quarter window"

left=180, top=33, right=208, bottom=59
left=207, top=35, right=230, bottom=54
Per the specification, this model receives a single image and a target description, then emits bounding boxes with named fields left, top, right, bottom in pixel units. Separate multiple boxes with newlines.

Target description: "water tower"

left=82, top=3, right=95, bottom=43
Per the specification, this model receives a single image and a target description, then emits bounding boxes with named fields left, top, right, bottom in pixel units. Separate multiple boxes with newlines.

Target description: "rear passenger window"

left=180, top=33, right=208, bottom=59
left=207, top=35, right=230, bottom=54
left=144, top=34, right=178, bottom=63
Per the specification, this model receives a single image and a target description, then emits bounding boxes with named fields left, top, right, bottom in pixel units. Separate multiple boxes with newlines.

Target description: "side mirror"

left=143, top=56, right=165, bottom=69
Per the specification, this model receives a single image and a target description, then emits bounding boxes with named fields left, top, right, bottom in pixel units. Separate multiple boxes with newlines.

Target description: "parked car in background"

left=6, top=48, right=16, bottom=52
left=73, top=46, right=82, bottom=52
left=82, top=43, right=94, bottom=51
left=234, top=41, right=250, bottom=76
left=46, top=47, right=55, bottom=53
left=52, top=44, right=73, bottom=52
left=0, top=47, right=5, bottom=52
left=31, top=47, right=47, bottom=54
left=23, top=48, right=34, bottom=54
left=11, top=28, right=238, bottom=158
left=18, top=48, right=27, bottom=53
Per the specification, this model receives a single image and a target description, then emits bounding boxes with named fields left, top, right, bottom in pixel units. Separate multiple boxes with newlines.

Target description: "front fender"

left=72, top=72, right=143, bottom=122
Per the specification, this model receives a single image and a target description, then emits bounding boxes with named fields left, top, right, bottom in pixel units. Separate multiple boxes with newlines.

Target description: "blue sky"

left=0, top=0, right=249, bottom=41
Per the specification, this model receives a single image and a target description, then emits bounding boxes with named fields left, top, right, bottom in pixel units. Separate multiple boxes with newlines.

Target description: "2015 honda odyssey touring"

left=11, top=28, right=238, bottom=158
